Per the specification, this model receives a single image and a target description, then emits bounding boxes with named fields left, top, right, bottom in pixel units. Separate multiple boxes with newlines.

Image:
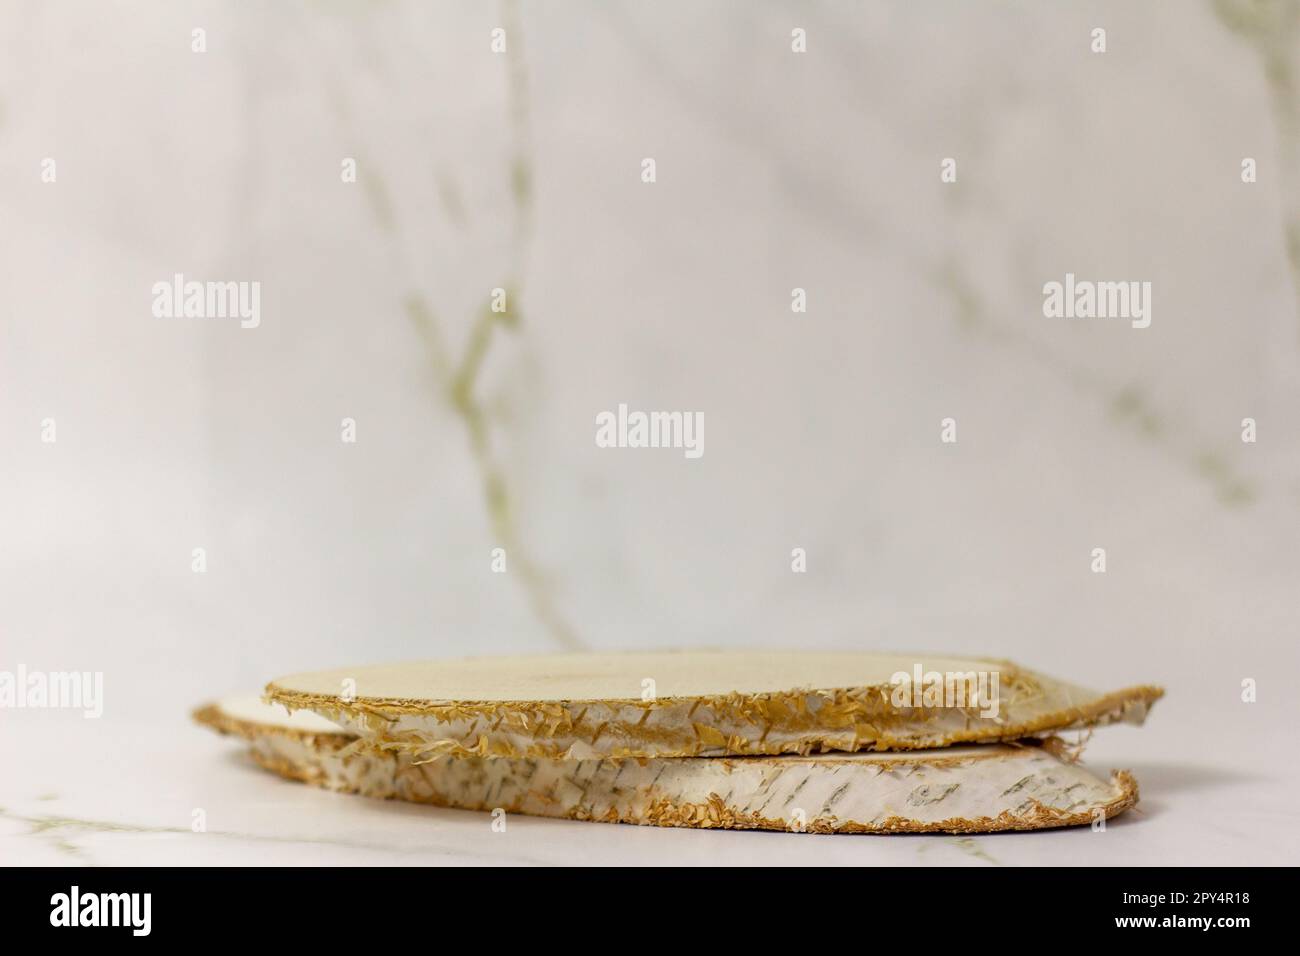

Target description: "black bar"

left=0, top=866, right=1278, bottom=940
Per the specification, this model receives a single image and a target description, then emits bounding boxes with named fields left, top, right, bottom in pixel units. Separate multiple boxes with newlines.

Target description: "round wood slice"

left=195, top=696, right=1139, bottom=834
left=264, top=651, right=1162, bottom=759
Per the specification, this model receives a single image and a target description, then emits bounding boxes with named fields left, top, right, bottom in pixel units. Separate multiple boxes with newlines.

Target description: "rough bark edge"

left=262, top=683, right=1164, bottom=759
left=248, top=745, right=1139, bottom=834
left=197, top=701, right=1056, bottom=770
left=191, top=703, right=354, bottom=748
left=626, top=771, right=1139, bottom=834
left=263, top=669, right=1061, bottom=723
left=389, top=769, right=1140, bottom=834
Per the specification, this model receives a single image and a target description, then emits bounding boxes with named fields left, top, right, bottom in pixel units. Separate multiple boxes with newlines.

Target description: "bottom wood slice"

left=195, top=697, right=1139, bottom=834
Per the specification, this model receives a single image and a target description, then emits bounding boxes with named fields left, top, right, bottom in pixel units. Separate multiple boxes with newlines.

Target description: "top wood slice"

left=265, top=651, right=1161, bottom=760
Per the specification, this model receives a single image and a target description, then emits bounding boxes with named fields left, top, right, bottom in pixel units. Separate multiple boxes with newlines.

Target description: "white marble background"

left=2, top=0, right=1299, bottom=865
